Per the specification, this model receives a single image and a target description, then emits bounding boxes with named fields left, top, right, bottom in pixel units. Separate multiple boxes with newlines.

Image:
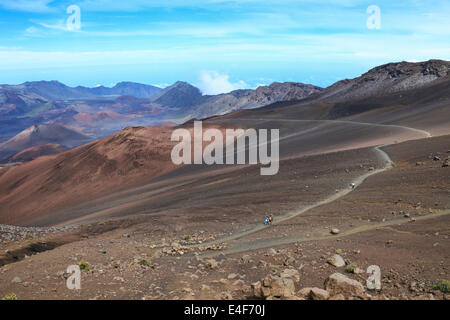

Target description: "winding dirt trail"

left=200, top=208, right=450, bottom=258
left=191, top=120, right=434, bottom=256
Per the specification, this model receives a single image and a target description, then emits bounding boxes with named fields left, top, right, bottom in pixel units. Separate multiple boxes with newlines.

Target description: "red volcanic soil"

left=6, top=143, right=68, bottom=163
left=0, top=123, right=91, bottom=161
left=0, top=126, right=179, bottom=225
left=0, top=135, right=448, bottom=300
left=0, top=122, right=236, bottom=226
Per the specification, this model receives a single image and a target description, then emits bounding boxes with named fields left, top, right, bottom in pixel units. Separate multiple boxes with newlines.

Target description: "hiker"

left=264, top=216, right=270, bottom=225
left=350, top=183, right=356, bottom=189
left=268, top=215, right=273, bottom=225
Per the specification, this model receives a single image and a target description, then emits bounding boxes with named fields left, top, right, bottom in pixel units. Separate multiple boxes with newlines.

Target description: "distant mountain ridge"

left=0, top=80, right=323, bottom=142
left=310, top=59, right=450, bottom=104
left=146, top=81, right=323, bottom=118
left=0, top=80, right=162, bottom=100
left=1, top=59, right=448, bottom=148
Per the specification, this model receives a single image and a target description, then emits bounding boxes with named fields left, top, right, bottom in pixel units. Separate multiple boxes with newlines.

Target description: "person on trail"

left=350, top=183, right=356, bottom=189
left=268, top=215, right=273, bottom=224
left=265, top=216, right=270, bottom=225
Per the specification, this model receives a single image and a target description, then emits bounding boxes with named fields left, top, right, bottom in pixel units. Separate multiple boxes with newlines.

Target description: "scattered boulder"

left=280, top=268, right=300, bottom=282
left=443, top=159, right=449, bottom=167
left=11, top=276, right=22, bottom=284
left=205, top=259, right=219, bottom=270
left=330, top=228, right=340, bottom=235
left=325, top=273, right=365, bottom=297
left=251, top=281, right=263, bottom=298
left=327, top=254, right=346, bottom=268
left=310, top=288, right=330, bottom=300
left=241, top=255, right=252, bottom=264
left=283, top=255, right=296, bottom=266
left=298, top=287, right=329, bottom=300
left=252, top=275, right=296, bottom=299
left=219, top=292, right=233, bottom=300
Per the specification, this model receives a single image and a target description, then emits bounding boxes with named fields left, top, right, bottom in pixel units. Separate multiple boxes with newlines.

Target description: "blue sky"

left=0, top=0, right=449, bottom=93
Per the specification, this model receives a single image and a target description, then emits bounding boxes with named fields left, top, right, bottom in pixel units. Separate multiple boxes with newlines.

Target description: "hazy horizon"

left=1, top=0, right=450, bottom=94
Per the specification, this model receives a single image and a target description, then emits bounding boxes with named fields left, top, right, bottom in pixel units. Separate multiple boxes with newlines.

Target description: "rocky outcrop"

left=252, top=275, right=296, bottom=299
left=317, top=59, right=450, bottom=104
left=327, top=254, right=346, bottom=267
left=190, top=82, right=323, bottom=118
left=324, top=273, right=365, bottom=297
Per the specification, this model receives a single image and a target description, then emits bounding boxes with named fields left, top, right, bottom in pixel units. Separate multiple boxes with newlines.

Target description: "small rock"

left=298, top=287, right=329, bottom=300
left=330, top=228, right=340, bottom=235
left=327, top=254, right=346, bottom=267
left=241, top=255, right=252, bottom=264
left=251, top=281, right=263, bottom=298
left=11, top=276, right=22, bottom=283
left=443, top=159, right=449, bottom=167
left=219, top=292, right=233, bottom=300
left=205, top=259, right=219, bottom=270
left=283, top=255, right=296, bottom=266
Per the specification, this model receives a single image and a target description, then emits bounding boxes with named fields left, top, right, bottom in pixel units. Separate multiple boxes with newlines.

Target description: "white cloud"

left=197, top=70, right=247, bottom=95
left=152, top=83, right=169, bottom=88
left=25, top=26, right=40, bottom=35
left=38, top=21, right=69, bottom=31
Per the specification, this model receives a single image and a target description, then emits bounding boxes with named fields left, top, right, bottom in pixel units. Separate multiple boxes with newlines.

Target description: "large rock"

left=280, top=268, right=300, bottom=282
left=310, top=288, right=330, bottom=300
left=327, top=254, right=346, bottom=267
left=252, top=275, right=296, bottom=299
left=298, top=287, right=329, bottom=300
left=251, top=281, right=263, bottom=298
left=325, top=273, right=365, bottom=297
